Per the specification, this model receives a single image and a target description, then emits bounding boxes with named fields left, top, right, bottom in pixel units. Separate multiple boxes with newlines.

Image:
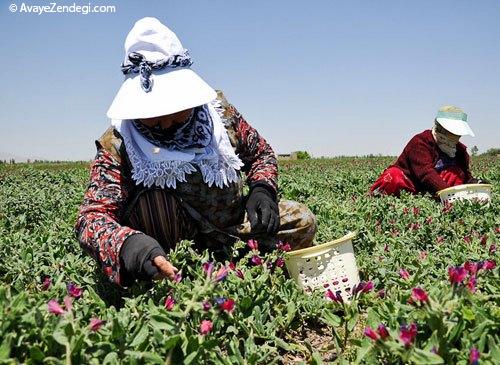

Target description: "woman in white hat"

left=75, top=17, right=316, bottom=287
left=369, top=105, right=486, bottom=197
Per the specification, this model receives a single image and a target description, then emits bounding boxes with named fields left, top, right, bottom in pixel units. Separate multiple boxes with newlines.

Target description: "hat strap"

left=121, top=50, right=193, bottom=92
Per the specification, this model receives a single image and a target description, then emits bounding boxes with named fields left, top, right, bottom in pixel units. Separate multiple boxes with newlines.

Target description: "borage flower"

left=219, top=298, right=235, bottom=314
left=481, top=260, right=496, bottom=270
left=489, top=244, right=496, bottom=254
left=363, top=327, right=379, bottom=341
left=275, top=257, right=285, bottom=268
left=199, top=320, right=213, bottom=335
left=448, top=266, right=467, bottom=285
left=325, top=289, right=343, bottom=304
left=89, top=318, right=106, bottom=332
left=276, top=242, right=291, bottom=252
left=164, top=295, right=175, bottom=311
left=235, top=269, right=244, bottom=280
left=202, top=301, right=211, bottom=311
left=247, top=239, right=259, bottom=251
left=399, top=269, right=410, bottom=280
left=251, top=255, right=263, bottom=266
left=410, top=287, right=429, bottom=304
left=63, top=295, right=73, bottom=312
left=377, top=324, right=390, bottom=339
left=173, top=270, right=183, bottom=283
left=467, top=276, right=477, bottom=293
left=469, top=347, right=480, bottom=365
left=41, top=276, right=52, bottom=291
left=202, top=262, right=214, bottom=277
left=352, top=281, right=374, bottom=296
left=214, top=266, right=228, bottom=282
left=67, top=282, right=83, bottom=298
left=399, top=323, right=417, bottom=347
left=47, top=299, right=65, bottom=315
left=464, top=261, right=479, bottom=276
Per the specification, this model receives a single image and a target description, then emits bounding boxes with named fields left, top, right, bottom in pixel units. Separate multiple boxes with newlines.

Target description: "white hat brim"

left=436, top=118, right=475, bottom=137
left=106, top=68, right=217, bottom=120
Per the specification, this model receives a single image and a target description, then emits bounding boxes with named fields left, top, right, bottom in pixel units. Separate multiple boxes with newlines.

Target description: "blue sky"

left=1, top=0, right=499, bottom=160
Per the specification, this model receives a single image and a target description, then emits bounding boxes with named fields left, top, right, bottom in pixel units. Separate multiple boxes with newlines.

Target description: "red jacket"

left=393, top=130, right=472, bottom=194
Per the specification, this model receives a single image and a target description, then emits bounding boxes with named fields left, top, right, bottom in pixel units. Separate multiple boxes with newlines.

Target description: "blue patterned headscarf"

left=121, top=50, right=193, bottom=92
left=132, top=104, right=213, bottom=150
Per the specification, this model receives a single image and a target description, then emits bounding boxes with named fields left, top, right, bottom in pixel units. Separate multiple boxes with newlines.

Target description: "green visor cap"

left=436, top=111, right=468, bottom=122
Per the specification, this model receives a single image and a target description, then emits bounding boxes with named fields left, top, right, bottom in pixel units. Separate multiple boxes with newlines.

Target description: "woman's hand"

left=152, top=255, right=178, bottom=281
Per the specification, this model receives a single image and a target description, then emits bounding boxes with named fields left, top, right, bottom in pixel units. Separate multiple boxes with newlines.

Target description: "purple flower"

left=377, top=289, right=386, bottom=299
left=448, top=266, right=467, bottom=285
left=364, top=327, right=379, bottom=341
left=467, top=276, right=477, bottom=293
left=199, top=320, right=213, bottom=335
left=47, top=300, right=65, bottom=315
left=482, top=260, right=496, bottom=270
left=41, top=276, right=52, bottom=291
left=214, top=266, right=228, bottom=282
left=276, top=242, right=291, bottom=252
left=410, top=287, right=429, bottom=303
left=377, top=324, right=390, bottom=339
left=219, top=298, right=235, bottom=313
left=399, top=269, right=410, bottom=280
left=235, top=269, right=244, bottom=279
left=399, top=323, right=417, bottom=347
left=352, top=281, right=374, bottom=296
left=173, top=270, right=183, bottom=283
left=214, top=297, right=226, bottom=306
left=247, top=239, right=259, bottom=251
left=67, top=282, right=83, bottom=298
left=362, top=281, right=374, bottom=293
left=325, top=289, right=343, bottom=303
left=202, top=301, right=211, bottom=311
left=251, top=255, right=263, bottom=266
left=469, top=347, right=480, bottom=365
left=464, top=261, right=479, bottom=276
left=89, top=318, right=106, bottom=332
left=275, top=257, right=285, bottom=268
left=202, top=262, right=214, bottom=277
left=164, top=295, right=175, bottom=311
left=489, top=244, right=496, bottom=254
left=63, top=295, right=73, bottom=312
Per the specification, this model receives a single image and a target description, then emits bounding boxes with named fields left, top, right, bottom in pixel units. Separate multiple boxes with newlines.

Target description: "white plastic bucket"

left=284, top=232, right=360, bottom=300
left=438, top=184, right=492, bottom=204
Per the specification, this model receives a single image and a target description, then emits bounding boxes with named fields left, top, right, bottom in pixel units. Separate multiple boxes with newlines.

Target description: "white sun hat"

left=106, top=17, right=217, bottom=120
left=435, top=106, right=475, bottom=137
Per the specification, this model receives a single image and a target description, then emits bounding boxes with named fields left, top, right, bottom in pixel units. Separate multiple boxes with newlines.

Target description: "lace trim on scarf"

left=117, top=100, right=244, bottom=189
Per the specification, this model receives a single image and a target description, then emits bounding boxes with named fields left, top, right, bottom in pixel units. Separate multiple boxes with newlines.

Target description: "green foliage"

left=0, top=156, right=498, bottom=364
left=481, top=148, right=500, bottom=156
left=295, top=151, right=311, bottom=160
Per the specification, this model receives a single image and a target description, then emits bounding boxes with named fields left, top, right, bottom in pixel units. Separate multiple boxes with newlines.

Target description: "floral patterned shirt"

left=74, top=91, right=278, bottom=286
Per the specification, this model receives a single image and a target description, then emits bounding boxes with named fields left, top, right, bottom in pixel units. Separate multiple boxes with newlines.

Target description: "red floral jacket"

left=75, top=91, right=278, bottom=286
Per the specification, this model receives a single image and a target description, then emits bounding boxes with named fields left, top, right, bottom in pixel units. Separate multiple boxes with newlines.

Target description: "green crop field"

left=0, top=156, right=498, bottom=364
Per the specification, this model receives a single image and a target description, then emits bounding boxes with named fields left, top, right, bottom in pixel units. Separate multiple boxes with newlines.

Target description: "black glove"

left=246, top=185, right=280, bottom=235
left=468, top=177, right=490, bottom=184
left=120, top=234, right=166, bottom=282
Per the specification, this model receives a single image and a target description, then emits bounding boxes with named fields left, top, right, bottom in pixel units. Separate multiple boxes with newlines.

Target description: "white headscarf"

left=431, top=122, right=460, bottom=158
left=111, top=99, right=244, bottom=189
